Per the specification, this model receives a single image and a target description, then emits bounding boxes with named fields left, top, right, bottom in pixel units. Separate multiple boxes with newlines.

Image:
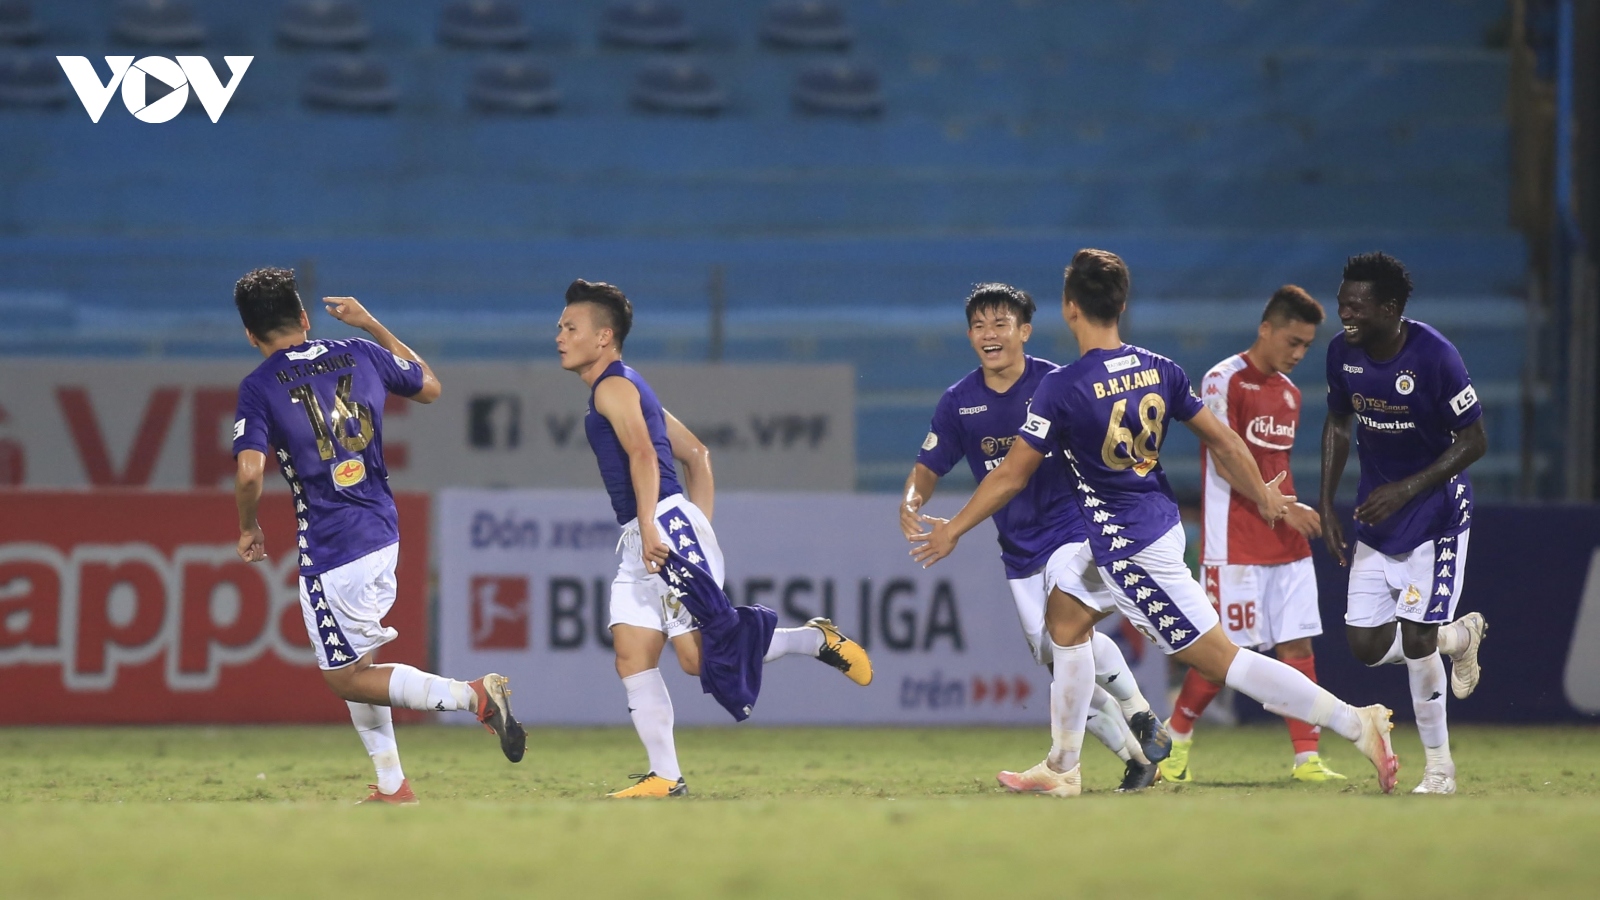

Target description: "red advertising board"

left=0, top=491, right=429, bottom=723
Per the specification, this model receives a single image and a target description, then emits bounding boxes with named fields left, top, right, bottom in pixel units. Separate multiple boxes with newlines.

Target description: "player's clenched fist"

left=237, top=525, right=266, bottom=563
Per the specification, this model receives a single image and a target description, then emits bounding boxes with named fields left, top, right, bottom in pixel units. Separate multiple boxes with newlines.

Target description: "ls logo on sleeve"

left=233, top=418, right=246, bottom=441
left=1021, top=412, right=1050, bottom=439
left=1449, top=385, right=1479, bottom=417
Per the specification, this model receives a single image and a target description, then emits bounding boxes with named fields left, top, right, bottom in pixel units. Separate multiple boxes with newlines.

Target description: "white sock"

left=1224, top=648, right=1362, bottom=743
left=622, top=669, right=681, bottom=781
left=1368, top=627, right=1406, bottom=667
left=763, top=626, right=825, bottom=663
left=347, top=701, right=405, bottom=794
left=1436, top=620, right=1469, bottom=657
left=386, top=664, right=476, bottom=712
left=1294, top=751, right=1317, bottom=767
left=1406, top=652, right=1453, bottom=769
left=1084, top=685, right=1137, bottom=763
left=1090, top=630, right=1152, bottom=717
left=1046, top=639, right=1095, bottom=773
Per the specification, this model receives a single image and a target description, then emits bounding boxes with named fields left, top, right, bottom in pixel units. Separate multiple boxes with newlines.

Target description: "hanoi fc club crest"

left=1395, top=371, right=1417, bottom=396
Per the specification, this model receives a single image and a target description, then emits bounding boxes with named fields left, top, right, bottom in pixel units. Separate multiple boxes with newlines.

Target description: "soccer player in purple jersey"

left=899, top=283, right=1168, bottom=792
left=556, top=279, right=871, bottom=799
left=1320, top=252, right=1489, bottom=795
left=230, top=268, right=525, bottom=805
left=914, top=250, right=1400, bottom=796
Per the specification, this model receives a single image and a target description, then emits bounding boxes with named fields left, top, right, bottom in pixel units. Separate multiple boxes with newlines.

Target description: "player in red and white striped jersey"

left=1159, top=286, right=1346, bottom=783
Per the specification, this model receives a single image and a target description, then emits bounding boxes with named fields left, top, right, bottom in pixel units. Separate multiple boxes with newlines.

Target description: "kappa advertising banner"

left=0, top=491, right=428, bottom=724
left=438, top=489, right=1164, bottom=726
left=0, top=360, right=853, bottom=491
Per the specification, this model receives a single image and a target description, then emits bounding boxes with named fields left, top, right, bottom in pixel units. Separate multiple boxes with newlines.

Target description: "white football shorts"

left=1005, top=572, right=1050, bottom=666
left=1345, top=530, right=1470, bottom=628
left=300, top=542, right=400, bottom=670
left=994, top=540, right=1129, bottom=665
left=1202, top=557, right=1322, bottom=651
left=1098, top=524, right=1221, bottom=655
left=610, top=493, right=715, bottom=638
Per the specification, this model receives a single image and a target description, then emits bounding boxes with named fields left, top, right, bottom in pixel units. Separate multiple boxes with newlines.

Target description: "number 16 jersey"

left=1016, top=344, right=1204, bottom=566
left=232, top=337, right=424, bottom=575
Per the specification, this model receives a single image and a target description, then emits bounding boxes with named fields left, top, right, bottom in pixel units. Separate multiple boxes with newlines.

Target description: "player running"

left=899, top=283, right=1169, bottom=792
left=1162, top=286, right=1345, bottom=784
left=556, top=279, right=871, bottom=799
left=913, top=249, right=1400, bottom=796
left=230, top=268, right=524, bottom=806
left=1320, top=252, right=1489, bottom=795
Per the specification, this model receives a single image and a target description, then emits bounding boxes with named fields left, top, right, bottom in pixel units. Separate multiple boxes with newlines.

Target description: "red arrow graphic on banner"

left=1013, top=677, right=1031, bottom=706
left=993, top=676, right=1009, bottom=704
left=972, top=677, right=988, bottom=704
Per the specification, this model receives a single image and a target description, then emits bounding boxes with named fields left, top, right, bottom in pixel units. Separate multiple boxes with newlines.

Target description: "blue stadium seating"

left=0, top=0, right=1531, bottom=496
left=277, top=0, right=370, bottom=50
left=111, top=0, right=206, bottom=47
left=0, top=51, right=62, bottom=106
left=438, top=0, right=529, bottom=50
left=0, top=0, right=40, bottom=44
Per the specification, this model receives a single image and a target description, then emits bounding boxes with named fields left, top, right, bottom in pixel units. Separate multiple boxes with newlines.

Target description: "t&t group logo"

left=57, top=55, right=252, bottom=123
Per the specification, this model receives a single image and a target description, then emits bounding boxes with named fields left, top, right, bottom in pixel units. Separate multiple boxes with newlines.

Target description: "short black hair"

left=565, top=279, right=633, bottom=348
left=964, top=282, right=1035, bottom=326
left=1342, top=251, right=1414, bottom=311
left=1063, top=248, right=1130, bottom=324
left=234, top=267, right=305, bottom=342
left=1262, top=284, right=1325, bottom=326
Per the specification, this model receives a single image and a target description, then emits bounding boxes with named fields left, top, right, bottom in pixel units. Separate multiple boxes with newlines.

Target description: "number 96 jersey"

left=1017, top=344, right=1203, bottom=566
left=232, top=338, right=424, bottom=575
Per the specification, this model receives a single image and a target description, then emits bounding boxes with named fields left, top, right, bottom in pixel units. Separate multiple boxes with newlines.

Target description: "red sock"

left=1170, top=667, right=1223, bottom=736
left=1280, top=654, right=1322, bottom=755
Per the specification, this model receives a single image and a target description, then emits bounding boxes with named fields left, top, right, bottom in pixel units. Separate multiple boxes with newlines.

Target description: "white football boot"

left=1412, top=766, right=1458, bottom=795
left=1352, top=704, right=1400, bottom=794
left=1448, top=612, right=1487, bottom=700
left=996, top=761, right=1082, bottom=798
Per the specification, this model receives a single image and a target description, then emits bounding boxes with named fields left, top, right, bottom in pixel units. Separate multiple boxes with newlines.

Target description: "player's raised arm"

left=910, top=439, right=1044, bottom=567
left=234, top=448, right=267, bottom=563
left=664, top=409, right=714, bottom=521
left=901, top=463, right=940, bottom=540
left=595, top=376, right=669, bottom=572
left=324, top=296, right=442, bottom=403
left=1185, top=406, right=1292, bottom=525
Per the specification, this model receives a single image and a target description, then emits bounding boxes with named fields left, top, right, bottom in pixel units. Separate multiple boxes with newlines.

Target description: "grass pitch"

left=1, top=724, right=1597, bottom=899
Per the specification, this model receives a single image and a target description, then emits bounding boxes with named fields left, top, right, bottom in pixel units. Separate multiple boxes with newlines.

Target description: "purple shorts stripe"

left=304, top=575, right=359, bottom=669
left=1107, top=558, right=1204, bottom=652
left=1425, top=535, right=1460, bottom=624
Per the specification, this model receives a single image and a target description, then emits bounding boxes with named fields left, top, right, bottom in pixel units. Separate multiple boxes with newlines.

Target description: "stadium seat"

left=793, top=61, right=882, bottom=115
left=761, top=1, right=852, bottom=51
left=0, top=0, right=40, bottom=44
left=469, top=59, right=558, bottom=113
left=601, top=1, right=694, bottom=50
left=0, top=52, right=63, bottom=107
left=302, top=57, right=398, bottom=112
left=632, top=60, right=724, bottom=114
left=111, top=0, right=206, bottom=47
left=277, top=0, right=371, bottom=49
left=439, top=0, right=530, bottom=49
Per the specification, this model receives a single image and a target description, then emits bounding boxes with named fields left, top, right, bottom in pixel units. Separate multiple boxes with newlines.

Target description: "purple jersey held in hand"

left=916, top=356, right=1087, bottom=578
left=1326, top=318, right=1482, bottom=555
left=1016, top=344, right=1204, bottom=566
left=232, top=337, right=424, bottom=575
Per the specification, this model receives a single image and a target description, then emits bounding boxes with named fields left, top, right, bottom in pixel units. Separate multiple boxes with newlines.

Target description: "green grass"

left=1, top=724, right=1597, bottom=899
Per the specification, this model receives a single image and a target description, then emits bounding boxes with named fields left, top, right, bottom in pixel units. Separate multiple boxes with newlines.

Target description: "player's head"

left=1254, top=285, right=1324, bottom=375
left=1062, top=249, right=1129, bottom=328
left=234, top=267, right=309, bottom=350
left=964, top=282, right=1034, bottom=372
left=558, top=279, right=632, bottom=372
left=1336, top=251, right=1412, bottom=347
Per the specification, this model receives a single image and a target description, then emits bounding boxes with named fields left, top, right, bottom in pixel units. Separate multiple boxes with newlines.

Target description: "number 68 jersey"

left=1016, top=344, right=1204, bottom=566
left=232, top=338, right=424, bottom=575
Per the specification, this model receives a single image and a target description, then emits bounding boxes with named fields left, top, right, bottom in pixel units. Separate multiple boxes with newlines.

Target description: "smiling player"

left=900, top=283, right=1168, bottom=792
left=1320, top=252, right=1489, bottom=795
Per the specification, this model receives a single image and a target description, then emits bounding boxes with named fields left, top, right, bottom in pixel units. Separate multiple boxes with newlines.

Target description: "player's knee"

left=676, top=653, right=700, bottom=677
left=1275, top=639, right=1314, bottom=660
left=321, top=667, right=360, bottom=701
left=1345, top=626, right=1390, bottom=666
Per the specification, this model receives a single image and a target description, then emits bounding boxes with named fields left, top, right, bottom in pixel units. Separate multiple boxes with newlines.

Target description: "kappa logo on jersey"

left=1343, top=364, right=1365, bottom=374
left=1449, top=384, right=1479, bottom=417
left=332, top=458, right=366, bottom=489
left=957, top=405, right=988, bottom=415
left=1245, top=414, right=1296, bottom=451
left=57, top=56, right=252, bottom=123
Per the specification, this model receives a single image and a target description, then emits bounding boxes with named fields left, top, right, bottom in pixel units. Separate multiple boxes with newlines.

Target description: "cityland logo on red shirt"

left=1246, top=414, right=1295, bottom=451
left=57, top=56, right=252, bottom=123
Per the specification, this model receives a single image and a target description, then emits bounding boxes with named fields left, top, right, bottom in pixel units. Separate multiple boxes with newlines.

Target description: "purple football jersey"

left=232, top=338, right=424, bottom=575
left=1326, top=319, right=1481, bottom=554
left=917, top=356, right=1087, bottom=578
left=584, top=361, right=685, bottom=526
left=1017, top=344, right=1204, bottom=565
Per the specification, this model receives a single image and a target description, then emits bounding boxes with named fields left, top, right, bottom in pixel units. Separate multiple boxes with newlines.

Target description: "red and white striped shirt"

left=1199, top=352, right=1311, bottom=566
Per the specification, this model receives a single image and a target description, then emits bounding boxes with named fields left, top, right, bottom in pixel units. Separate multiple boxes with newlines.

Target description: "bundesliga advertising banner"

left=0, top=491, right=429, bottom=724
left=438, top=489, right=1165, bottom=726
left=0, top=360, right=853, bottom=492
